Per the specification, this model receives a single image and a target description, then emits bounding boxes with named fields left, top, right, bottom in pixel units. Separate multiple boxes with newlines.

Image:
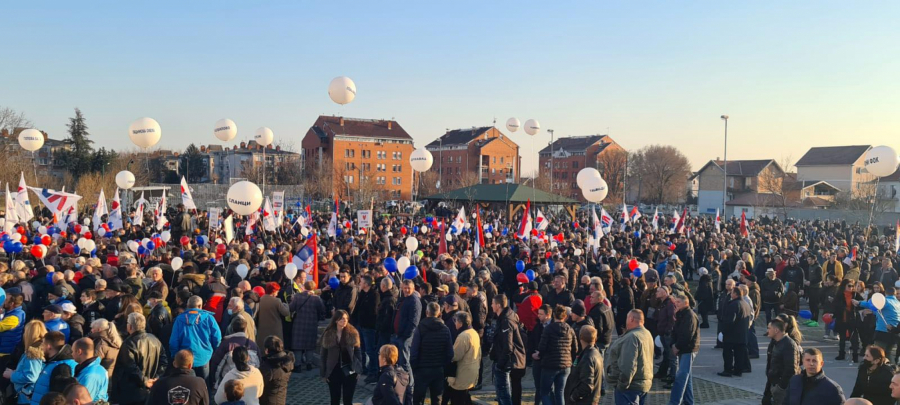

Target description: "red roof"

left=311, top=116, right=412, bottom=141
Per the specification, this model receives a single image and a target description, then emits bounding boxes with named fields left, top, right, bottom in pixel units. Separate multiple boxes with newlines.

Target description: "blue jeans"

left=539, top=367, right=570, bottom=405
left=493, top=364, right=512, bottom=405
left=615, top=389, right=648, bottom=405
left=667, top=352, right=695, bottom=405
left=360, top=327, right=378, bottom=375
left=659, top=335, right=677, bottom=378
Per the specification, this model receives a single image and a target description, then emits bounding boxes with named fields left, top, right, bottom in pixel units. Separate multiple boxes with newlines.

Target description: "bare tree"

left=303, top=156, right=334, bottom=199
left=630, top=145, right=691, bottom=204
left=0, top=106, right=32, bottom=134
left=416, top=170, right=441, bottom=198
left=597, top=148, right=627, bottom=204
left=756, top=156, right=794, bottom=219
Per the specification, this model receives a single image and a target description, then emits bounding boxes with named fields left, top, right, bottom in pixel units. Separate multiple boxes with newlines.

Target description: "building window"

left=397, top=152, right=402, bottom=160
left=492, top=168, right=496, bottom=174
left=573, top=161, right=579, bottom=169
left=493, top=157, right=496, bottom=164
left=393, top=177, right=401, bottom=185
left=448, top=156, right=452, bottom=163
left=457, top=156, right=462, bottom=163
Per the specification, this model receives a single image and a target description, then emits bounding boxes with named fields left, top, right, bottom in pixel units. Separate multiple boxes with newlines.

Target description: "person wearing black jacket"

left=587, top=291, right=614, bottom=353
left=410, top=302, right=453, bottom=405
left=372, top=345, right=413, bottom=405
left=544, top=275, right=575, bottom=309
left=354, top=275, right=379, bottom=379
left=334, top=269, right=358, bottom=315
left=110, top=312, right=168, bottom=405
left=528, top=305, right=551, bottom=405
left=534, top=305, right=578, bottom=405
left=850, top=345, right=895, bottom=405
left=376, top=279, right=398, bottom=363
left=490, top=295, right=526, bottom=405
left=805, top=255, right=825, bottom=326
left=695, top=269, right=714, bottom=328
left=717, top=286, right=751, bottom=377
left=614, top=278, right=635, bottom=336
left=665, top=292, right=699, bottom=403
left=764, top=318, right=800, bottom=405
left=146, top=291, right=172, bottom=348
left=146, top=350, right=209, bottom=405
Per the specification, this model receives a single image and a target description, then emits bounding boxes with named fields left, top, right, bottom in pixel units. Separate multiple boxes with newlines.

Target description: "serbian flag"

left=108, top=189, right=123, bottom=231
left=740, top=211, right=749, bottom=237
left=293, top=232, right=319, bottom=288
left=651, top=207, right=659, bottom=231
left=621, top=203, right=629, bottom=224
left=327, top=199, right=338, bottom=238
left=599, top=208, right=613, bottom=233
left=535, top=209, right=549, bottom=231
left=517, top=200, right=533, bottom=239
left=715, top=208, right=721, bottom=232
left=180, top=176, right=196, bottom=210
left=630, top=206, right=642, bottom=223
left=669, top=210, right=681, bottom=234
left=438, top=219, right=448, bottom=255
left=474, top=209, right=485, bottom=257
left=674, top=208, right=687, bottom=234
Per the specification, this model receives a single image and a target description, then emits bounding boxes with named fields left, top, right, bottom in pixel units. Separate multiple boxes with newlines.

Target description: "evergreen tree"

left=58, top=108, right=96, bottom=179
left=181, top=144, right=205, bottom=182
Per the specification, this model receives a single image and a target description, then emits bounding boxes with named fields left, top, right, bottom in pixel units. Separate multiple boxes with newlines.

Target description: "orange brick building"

left=302, top=116, right=415, bottom=200
left=538, top=135, right=625, bottom=200
left=424, top=126, right=520, bottom=189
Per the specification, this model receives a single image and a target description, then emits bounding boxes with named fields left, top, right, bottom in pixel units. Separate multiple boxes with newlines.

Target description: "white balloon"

left=85, top=240, right=96, bottom=252
left=171, top=257, right=184, bottom=271
left=524, top=119, right=540, bottom=136
left=254, top=127, right=274, bottom=147
left=574, top=248, right=583, bottom=256
left=38, top=226, right=47, bottom=235
left=32, top=221, right=40, bottom=230
left=10, top=233, right=20, bottom=241
left=865, top=145, right=900, bottom=177
left=505, top=117, right=520, bottom=133
left=115, top=171, right=136, bottom=190
left=445, top=233, right=452, bottom=242
left=160, top=230, right=172, bottom=242
left=421, top=226, right=429, bottom=234
left=328, top=76, right=357, bottom=105
left=301, top=227, right=310, bottom=237
left=127, top=240, right=139, bottom=253
left=128, top=117, right=161, bottom=149
left=214, top=119, right=238, bottom=142
left=397, top=256, right=411, bottom=273
left=83, top=217, right=91, bottom=226
left=639, top=263, right=649, bottom=272
left=872, top=292, right=886, bottom=310
left=142, top=238, right=152, bottom=248
left=576, top=168, right=602, bottom=189
left=18, top=129, right=44, bottom=151
left=409, top=149, right=434, bottom=172
left=582, top=177, right=609, bottom=203
left=284, top=263, right=298, bottom=279
left=406, top=236, right=418, bottom=251
left=227, top=181, right=263, bottom=215
left=236, top=264, right=249, bottom=279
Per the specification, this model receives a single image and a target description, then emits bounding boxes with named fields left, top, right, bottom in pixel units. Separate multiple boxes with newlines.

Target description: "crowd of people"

left=0, top=201, right=899, bottom=405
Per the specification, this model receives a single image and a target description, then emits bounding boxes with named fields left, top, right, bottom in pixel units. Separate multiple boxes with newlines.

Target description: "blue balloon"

left=412, top=226, right=419, bottom=234
left=449, top=226, right=457, bottom=234
left=32, top=236, right=41, bottom=245
left=146, top=241, right=155, bottom=250
left=91, top=248, right=97, bottom=258
left=634, top=231, right=641, bottom=238
left=384, top=257, right=398, bottom=273
left=3, top=240, right=12, bottom=252
left=799, top=310, right=812, bottom=320
left=404, top=266, right=419, bottom=280
left=516, top=260, right=525, bottom=273
left=426, top=216, right=433, bottom=223
left=137, top=246, right=146, bottom=255
left=197, top=236, right=207, bottom=246
left=525, top=269, right=535, bottom=282
left=336, top=228, right=343, bottom=237
left=105, top=232, right=113, bottom=238
left=328, top=276, right=340, bottom=290
left=487, top=225, right=493, bottom=233
left=633, top=269, right=643, bottom=278
left=12, top=242, right=22, bottom=253
left=502, top=228, right=509, bottom=236
left=73, top=245, right=81, bottom=255
left=1, top=234, right=9, bottom=242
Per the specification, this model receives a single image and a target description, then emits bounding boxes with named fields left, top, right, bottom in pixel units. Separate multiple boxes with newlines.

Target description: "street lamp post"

left=548, top=129, right=555, bottom=193
left=721, top=115, right=729, bottom=216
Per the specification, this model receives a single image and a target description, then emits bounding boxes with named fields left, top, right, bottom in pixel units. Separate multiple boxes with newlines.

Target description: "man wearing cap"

left=43, top=304, right=71, bottom=343
left=568, top=300, right=594, bottom=350
left=102, top=281, right=124, bottom=321
left=61, top=302, right=85, bottom=342
left=760, top=269, right=785, bottom=324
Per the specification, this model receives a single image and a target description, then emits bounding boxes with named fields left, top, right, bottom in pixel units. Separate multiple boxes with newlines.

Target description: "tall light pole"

left=548, top=129, right=555, bottom=193
left=721, top=115, right=729, bottom=216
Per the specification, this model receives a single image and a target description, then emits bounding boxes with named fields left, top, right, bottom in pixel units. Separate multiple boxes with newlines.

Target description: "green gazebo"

left=423, top=184, right=579, bottom=221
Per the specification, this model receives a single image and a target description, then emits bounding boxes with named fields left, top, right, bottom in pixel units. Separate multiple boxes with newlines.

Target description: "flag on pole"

left=715, top=208, right=721, bottom=232
left=474, top=209, right=485, bottom=257
left=4, top=183, right=17, bottom=233
left=535, top=209, right=549, bottom=231
left=262, top=197, right=277, bottom=232
left=28, top=187, right=82, bottom=224
left=438, top=219, right=448, bottom=255
left=895, top=220, right=900, bottom=254
left=452, top=207, right=467, bottom=235
left=180, top=176, right=196, bottom=210
left=740, top=211, right=749, bottom=237
left=155, top=192, right=167, bottom=231
left=517, top=200, right=533, bottom=239
left=630, top=206, right=642, bottom=223
left=669, top=210, right=681, bottom=234
left=108, top=189, right=123, bottom=231
left=92, top=190, right=108, bottom=231
left=272, top=191, right=285, bottom=226
left=293, top=232, right=319, bottom=288
left=134, top=191, right=148, bottom=227
left=223, top=214, right=234, bottom=243
left=591, top=207, right=603, bottom=255
left=652, top=207, right=659, bottom=231
left=674, top=208, right=687, bottom=234
left=327, top=199, right=338, bottom=238
left=621, top=203, right=628, bottom=224
left=599, top=208, right=613, bottom=233
left=16, top=173, right=33, bottom=222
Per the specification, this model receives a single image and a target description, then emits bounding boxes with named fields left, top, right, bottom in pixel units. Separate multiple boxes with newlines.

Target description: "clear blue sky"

left=3, top=1, right=899, bottom=175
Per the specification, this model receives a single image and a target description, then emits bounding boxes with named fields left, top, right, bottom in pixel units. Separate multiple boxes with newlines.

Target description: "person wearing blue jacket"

left=391, top=280, right=421, bottom=374
left=169, top=296, right=222, bottom=380
left=6, top=320, right=46, bottom=405
left=41, top=305, right=70, bottom=343
left=30, top=331, right=76, bottom=405
left=858, top=286, right=900, bottom=354
left=784, top=348, right=845, bottom=405
left=72, top=338, right=108, bottom=402
left=0, top=294, right=26, bottom=357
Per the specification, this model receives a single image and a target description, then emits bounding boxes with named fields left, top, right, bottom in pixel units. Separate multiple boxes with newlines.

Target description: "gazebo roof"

left=424, top=184, right=578, bottom=204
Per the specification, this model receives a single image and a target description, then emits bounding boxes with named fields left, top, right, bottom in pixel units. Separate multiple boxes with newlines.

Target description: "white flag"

left=223, top=214, right=234, bottom=243
left=16, top=173, right=34, bottom=222
left=272, top=191, right=285, bottom=225
left=134, top=191, right=148, bottom=227
left=155, top=193, right=168, bottom=231
left=535, top=209, right=549, bottom=231
left=108, top=189, right=123, bottom=231
left=4, top=183, right=17, bottom=233
left=652, top=207, right=659, bottom=231
left=262, top=197, right=277, bottom=232
left=180, top=176, right=196, bottom=210
left=452, top=207, right=467, bottom=235
left=93, top=189, right=108, bottom=231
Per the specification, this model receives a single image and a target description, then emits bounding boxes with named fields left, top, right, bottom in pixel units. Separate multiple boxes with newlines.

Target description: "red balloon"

left=823, top=313, right=834, bottom=324
left=516, top=273, right=529, bottom=284
left=16, top=226, right=25, bottom=235
left=431, top=219, right=438, bottom=228
left=545, top=252, right=552, bottom=259
left=216, top=244, right=227, bottom=255
left=31, top=245, right=45, bottom=259
left=83, top=232, right=92, bottom=240
left=669, top=244, right=676, bottom=251
left=400, top=227, right=407, bottom=235
left=531, top=229, right=538, bottom=236
left=59, top=231, right=67, bottom=238
left=629, top=259, right=639, bottom=271
left=63, top=244, right=74, bottom=255
left=74, top=225, right=82, bottom=234
left=180, top=236, right=190, bottom=246
left=41, top=235, right=51, bottom=246
left=101, top=223, right=110, bottom=232
left=20, top=235, right=28, bottom=244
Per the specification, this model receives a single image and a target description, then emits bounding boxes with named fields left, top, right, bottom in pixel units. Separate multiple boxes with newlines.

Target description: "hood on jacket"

left=50, top=344, right=74, bottom=362
left=321, top=326, right=360, bottom=349
left=25, top=344, right=44, bottom=361
left=419, top=316, right=447, bottom=333
left=263, top=351, right=295, bottom=373
left=90, top=327, right=122, bottom=350
left=181, top=273, right=207, bottom=285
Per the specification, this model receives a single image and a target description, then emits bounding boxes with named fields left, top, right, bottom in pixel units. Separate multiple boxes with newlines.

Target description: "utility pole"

left=548, top=129, right=555, bottom=193
left=721, top=115, right=729, bottom=216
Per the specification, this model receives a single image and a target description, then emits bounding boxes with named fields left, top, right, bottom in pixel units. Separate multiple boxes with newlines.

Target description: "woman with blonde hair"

left=6, top=320, right=47, bottom=404
left=89, top=318, right=122, bottom=377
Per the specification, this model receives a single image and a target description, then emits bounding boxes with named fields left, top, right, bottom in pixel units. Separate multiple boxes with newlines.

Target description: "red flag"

left=438, top=219, right=448, bottom=256
left=475, top=209, right=485, bottom=256
left=740, top=211, right=749, bottom=237
left=674, top=208, right=687, bottom=234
